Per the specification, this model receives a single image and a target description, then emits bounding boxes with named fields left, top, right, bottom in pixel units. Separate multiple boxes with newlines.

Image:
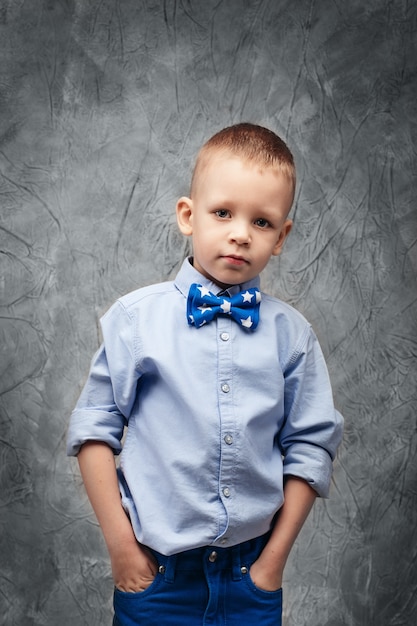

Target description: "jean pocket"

left=243, top=571, right=283, bottom=600
left=230, top=572, right=282, bottom=624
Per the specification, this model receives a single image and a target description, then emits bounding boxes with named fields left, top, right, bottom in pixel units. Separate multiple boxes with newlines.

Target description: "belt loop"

left=231, top=544, right=242, bottom=581
left=163, top=554, right=177, bottom=583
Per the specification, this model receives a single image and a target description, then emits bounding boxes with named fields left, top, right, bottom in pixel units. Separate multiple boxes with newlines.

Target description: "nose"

left=229, top=221, right=251, bottom=245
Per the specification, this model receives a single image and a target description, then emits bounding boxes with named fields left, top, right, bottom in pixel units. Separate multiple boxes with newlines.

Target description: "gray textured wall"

left=1, top=1, right=416, bottom=625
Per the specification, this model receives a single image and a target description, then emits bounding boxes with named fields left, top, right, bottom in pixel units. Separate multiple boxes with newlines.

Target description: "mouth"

left=222, top=255, right=248, bottom=266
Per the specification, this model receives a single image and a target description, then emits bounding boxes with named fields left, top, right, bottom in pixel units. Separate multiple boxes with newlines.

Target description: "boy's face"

left=176, top=155, right=293, bottom=289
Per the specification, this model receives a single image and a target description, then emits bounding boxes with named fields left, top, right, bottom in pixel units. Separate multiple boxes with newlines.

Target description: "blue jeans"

left=113, top=533, right=282, bottom=625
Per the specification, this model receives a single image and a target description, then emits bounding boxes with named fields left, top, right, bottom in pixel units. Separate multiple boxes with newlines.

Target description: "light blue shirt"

left=67, top=258, right=343, bottom=556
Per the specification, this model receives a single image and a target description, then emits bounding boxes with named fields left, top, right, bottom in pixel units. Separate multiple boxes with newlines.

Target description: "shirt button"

left=220, top=332, right=230, bottom=341
left=223, top=487, right=231, bottom=498
left=221, top=383, right=230, bottom=393
left=224, top=434, right=233, bottom=445
left=208, top=551, right=218, bottom=562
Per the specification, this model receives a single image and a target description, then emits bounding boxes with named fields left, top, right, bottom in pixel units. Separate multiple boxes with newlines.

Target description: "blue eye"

left=255, top=218, right=270, bottom=228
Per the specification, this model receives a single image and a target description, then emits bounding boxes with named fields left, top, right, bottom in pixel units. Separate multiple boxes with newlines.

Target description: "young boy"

left=67, top=123, right=343, bottom=626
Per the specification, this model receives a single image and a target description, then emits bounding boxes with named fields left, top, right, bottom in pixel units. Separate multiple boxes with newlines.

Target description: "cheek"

left=192, top=232, right=209, bottom=255
left=255, top=233, right=276, bottom=251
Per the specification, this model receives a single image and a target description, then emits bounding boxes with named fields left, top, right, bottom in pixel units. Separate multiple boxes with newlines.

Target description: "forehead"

left=193, top=154, right=294, bottom=214
left=193, top=150, right=288, bottom=191
left=194, top=152, right=291, bottom=192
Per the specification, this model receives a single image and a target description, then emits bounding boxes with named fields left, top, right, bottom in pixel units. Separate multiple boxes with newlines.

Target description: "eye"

left=215, top=209, right=230, bottom=218
left=254, top=217, right=270, bottom=228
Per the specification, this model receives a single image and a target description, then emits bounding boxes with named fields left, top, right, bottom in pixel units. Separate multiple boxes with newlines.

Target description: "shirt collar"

left=174, top=257, right=261, bottom=298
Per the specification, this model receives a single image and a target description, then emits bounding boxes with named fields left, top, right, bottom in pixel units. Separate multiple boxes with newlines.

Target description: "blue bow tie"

left=187, top=283, right=261, bottom=330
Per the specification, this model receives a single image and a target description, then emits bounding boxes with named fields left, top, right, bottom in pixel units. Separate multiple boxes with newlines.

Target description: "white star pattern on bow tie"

left=198, top=304, right=212, bottom=313
left=241, top=291, right=254, bottom=303
left=187, top=283, right=261, bottom=330
left=198, top=285, right=211, bottom=298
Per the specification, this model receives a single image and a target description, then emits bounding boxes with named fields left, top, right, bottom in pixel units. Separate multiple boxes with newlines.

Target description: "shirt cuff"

left=66, top=409, right=125, bottom=456
left=283, top=442, right=334, bottom=498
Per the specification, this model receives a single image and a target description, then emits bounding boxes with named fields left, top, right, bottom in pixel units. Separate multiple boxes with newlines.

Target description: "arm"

left=78, top=441, right=157, bottom=592
left=248, top=326, right=343, bottom=591
left=250, top=476, right=316, bottom=591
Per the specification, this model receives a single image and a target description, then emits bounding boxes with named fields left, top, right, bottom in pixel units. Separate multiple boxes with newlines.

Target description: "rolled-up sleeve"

left=66, top=301, right=139, bottom=456
left=280, top=327, right=344, bottom=497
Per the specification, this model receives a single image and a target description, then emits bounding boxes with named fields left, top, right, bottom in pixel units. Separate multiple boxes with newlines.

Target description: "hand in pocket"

left=111, top=540, right=158, bottom=593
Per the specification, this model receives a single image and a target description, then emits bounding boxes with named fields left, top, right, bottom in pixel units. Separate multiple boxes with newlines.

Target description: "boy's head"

left=190, top=123, right=296, bottom=201
left=177, top=123, right=295, bottom=289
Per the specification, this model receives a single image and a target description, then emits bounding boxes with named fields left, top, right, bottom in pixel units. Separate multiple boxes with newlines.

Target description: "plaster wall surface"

left=0, top=1, right=416, bottom=624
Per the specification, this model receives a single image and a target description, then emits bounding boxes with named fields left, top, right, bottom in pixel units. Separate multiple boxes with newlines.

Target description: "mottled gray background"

left=0, top=1, right=416, bottom=625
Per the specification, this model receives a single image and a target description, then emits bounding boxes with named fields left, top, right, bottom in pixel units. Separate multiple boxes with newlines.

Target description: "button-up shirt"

left=67, top=258, right=343, bottom=556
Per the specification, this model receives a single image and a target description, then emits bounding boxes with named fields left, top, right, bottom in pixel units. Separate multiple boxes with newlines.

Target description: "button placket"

left=216, top=317, right=236, bottom=533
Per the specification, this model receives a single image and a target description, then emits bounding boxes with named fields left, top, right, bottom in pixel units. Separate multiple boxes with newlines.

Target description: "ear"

left=176, top=196, right=194, bottom=236
left=272, top=219, right=293, bottom=256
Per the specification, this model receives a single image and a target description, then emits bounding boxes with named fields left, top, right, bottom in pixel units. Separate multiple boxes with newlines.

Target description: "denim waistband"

left=149, top=532, right=271, bottom=583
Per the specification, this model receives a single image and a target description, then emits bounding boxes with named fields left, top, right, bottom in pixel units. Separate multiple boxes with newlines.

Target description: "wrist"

left=250, top=555, right=284, bottom=592
left=256, top=548, right=287, bottom=576
left=107, top=523, right=136, bottom=548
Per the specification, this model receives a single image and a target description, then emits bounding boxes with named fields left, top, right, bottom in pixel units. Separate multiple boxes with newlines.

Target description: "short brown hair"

left=190, top=122, right=296, bottom=198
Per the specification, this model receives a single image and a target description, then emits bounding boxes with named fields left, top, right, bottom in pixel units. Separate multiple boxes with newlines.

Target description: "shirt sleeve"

left=280, top=326, right=344, bottom=497
left=66, top=301, right=139, bottom=456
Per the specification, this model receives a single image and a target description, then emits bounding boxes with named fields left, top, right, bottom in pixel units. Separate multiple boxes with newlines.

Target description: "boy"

left=67, top=123, right=343, bottom=625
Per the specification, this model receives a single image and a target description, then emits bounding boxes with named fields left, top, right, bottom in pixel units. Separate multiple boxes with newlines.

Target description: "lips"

left=222, top=255, right=248, bottom=266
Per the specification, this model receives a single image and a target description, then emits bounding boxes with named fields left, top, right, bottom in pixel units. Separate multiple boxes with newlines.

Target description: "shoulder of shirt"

left=105, top=280, right=178, bottom=316
left=261, top=291, right=311, bottom=328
